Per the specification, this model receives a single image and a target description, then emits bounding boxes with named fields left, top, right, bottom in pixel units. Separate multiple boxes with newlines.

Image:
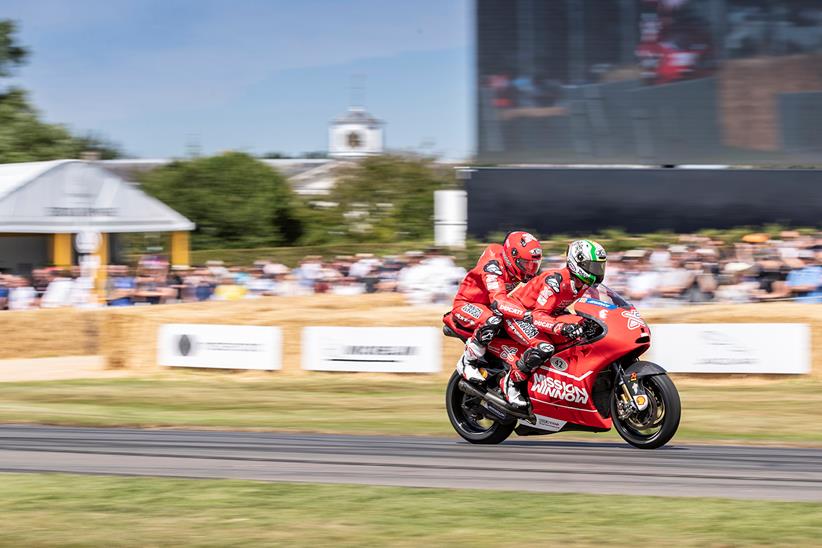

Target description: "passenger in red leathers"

left=500, top=240, right=608, bottom=407
left=451, top=231, right=543, bottom=383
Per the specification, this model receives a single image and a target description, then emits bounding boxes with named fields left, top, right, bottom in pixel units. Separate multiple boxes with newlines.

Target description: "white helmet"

left=567, top=240, right=607, bottom=285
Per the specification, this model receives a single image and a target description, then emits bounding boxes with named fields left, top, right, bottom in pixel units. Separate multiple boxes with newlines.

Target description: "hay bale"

left=0, top=307, right=102, bottom=360
left=4, top=295, right=819, bottom=377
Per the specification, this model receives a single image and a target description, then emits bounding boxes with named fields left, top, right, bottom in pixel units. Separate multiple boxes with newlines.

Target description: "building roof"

left=0, top=160, right=194, bottom=233
left=332, top=106, right=382, bottom=126
left=0, top=160, right=71, bottom=201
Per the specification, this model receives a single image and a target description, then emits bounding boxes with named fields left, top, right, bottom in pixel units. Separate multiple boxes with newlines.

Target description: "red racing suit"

left=451, top=243, right=529, bottom=339
left=503, top=267, right=587, bottom=381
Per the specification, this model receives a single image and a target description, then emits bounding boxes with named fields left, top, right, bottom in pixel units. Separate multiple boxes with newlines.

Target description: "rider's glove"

left=557, top=323, right=584, bottom=340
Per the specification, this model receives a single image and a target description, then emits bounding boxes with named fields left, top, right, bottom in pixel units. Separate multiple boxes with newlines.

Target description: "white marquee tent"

left=0, top=160, right=194, bottom=274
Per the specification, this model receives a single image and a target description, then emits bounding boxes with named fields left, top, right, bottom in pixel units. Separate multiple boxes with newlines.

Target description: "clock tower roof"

left=332, top=106, right=382, bottom=127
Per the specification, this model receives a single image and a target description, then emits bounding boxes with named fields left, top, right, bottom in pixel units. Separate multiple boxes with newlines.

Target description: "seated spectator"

left=786, top=251, right=822, bottom=304
left=8, top=276, right=36, bottom=310
left=167, top=265, right=190, bottom=303
left=331, top=276, right=367, bottom=296
left=0, top=275, right=9, bottom=310
left=134, top=260, right=175, bottom=305
left=245, top=267, right=276, bottom=298
left=40, top=271, right=76, bottom=308
left=191, top=269, right=217, bottom=301
left=31, top=269, right=53, bottom=301
left=213, top=274, right=247, bottom=301
left=106, top=265, right=136, bottom=306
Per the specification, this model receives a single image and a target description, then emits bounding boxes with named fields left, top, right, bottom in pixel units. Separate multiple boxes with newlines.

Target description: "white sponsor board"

left=645, top=323, right=810, bottom=374
left=302, top=327, right=441, bottom=373
left=158, top=324, right=282, bottom=370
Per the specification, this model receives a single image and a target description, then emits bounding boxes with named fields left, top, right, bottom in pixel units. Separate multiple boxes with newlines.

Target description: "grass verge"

left=1, top=473, right=821, bottom=547
left=2, top=373, right=822, bottom=445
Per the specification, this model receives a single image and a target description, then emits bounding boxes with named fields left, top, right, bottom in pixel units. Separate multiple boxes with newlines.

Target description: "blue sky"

left=2, top=0, right=471, bottom=159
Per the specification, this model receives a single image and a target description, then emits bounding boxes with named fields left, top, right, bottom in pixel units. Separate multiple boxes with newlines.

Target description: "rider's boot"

left=500, top=370, right=528, bottom=408
left=456, top=338, right=487, bottom=383
left=500, top=342, right=555, bottom=407
left=455, top=315, right=502, bottom=383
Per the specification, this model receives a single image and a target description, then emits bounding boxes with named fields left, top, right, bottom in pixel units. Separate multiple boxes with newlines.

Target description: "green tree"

left=0, top=89, right=81, bottom=162
left=302, top=155, right=454, bottom=244
left=0, top=20, right=28, bottom=78
left=0, top=19, right=124, bottom=162
left=140, top=152, right=304, bottom=249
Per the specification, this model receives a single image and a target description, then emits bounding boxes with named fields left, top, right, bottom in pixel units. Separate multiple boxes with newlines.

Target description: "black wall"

left=466, top=168, right=822, bottom=237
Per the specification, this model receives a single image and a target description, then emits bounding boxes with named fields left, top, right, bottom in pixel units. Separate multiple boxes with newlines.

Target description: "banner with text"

left=644, top=323, right=810, bottom=374
left=158, top=324, right=282, bottom=370
left=302, top=327, right=441, bottom=373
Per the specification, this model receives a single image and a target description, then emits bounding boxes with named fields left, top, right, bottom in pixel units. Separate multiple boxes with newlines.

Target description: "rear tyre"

left=611, top=373, right=680, bottom=449
left=445, top=371, right=515, bottom=444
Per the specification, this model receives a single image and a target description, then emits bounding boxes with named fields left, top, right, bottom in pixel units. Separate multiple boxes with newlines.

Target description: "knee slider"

left=475, top=315, right=502, bottom=345
left=517, top=342, right=555, bottom=374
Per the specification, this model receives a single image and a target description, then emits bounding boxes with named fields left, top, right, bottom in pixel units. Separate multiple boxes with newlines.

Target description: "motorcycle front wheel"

left=611, top=373, right=681, bottom=449
left=445, top=371, right=515, bottom=444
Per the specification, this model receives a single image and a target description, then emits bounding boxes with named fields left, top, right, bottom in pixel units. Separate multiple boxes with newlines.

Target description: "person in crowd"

left=213, top=273, right=247, bottom=301
left=40, top=270, right=75, bottom=308
left=8, top=276, right=36, bottom=310
left=0, top=275, right=9, bottom=310
left=31, top=269, right=53, bottom=301
left=786, top=251, right=822, bottom=304
left=106, top=265, right=136, bottom=307
left=192, top=269, right=217, bottom=301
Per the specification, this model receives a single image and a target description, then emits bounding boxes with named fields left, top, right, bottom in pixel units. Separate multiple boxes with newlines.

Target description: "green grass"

left=0, top=473, right=820, bottom=547
left=2, top=373, right=822, bottom=445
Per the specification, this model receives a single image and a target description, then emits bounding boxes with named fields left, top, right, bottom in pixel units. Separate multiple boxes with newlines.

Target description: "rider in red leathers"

left=500, top=240, right=608, bottom=407
left=452, top=231, right=543, bottom=383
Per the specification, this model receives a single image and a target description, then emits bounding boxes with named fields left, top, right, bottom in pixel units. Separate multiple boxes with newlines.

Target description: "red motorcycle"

left=443, top=285, right=681, bottom=449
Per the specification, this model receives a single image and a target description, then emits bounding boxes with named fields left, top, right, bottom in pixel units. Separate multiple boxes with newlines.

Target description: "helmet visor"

left=580, top=260, right=606, bottom=284
left=516, top=257, right=542, bottom=279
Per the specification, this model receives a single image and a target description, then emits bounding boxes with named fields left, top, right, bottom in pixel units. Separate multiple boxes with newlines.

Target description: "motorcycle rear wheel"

left=446, top=371, right=515, bottom=444
left=611, top=373, right=681, bottom=449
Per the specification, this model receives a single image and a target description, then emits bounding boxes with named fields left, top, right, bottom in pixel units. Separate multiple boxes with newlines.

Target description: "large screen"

left=477, top=0, right=822, bottom=164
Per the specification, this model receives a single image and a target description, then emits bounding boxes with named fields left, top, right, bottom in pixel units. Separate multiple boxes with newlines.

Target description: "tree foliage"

left=301, top=155, right=455, bottom=244
left=140, top=152, right=304, bottom=249
left=0, top=19, right=123, bottom=162
left=0, top=20, right=27, bottom=78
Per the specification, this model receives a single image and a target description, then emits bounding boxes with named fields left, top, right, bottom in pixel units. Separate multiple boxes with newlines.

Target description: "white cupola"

left=328, top=106, right=384, bottom=159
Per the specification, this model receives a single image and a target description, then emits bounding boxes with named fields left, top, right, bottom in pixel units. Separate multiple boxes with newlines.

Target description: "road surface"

left=1, top=425, right=820, bottom=501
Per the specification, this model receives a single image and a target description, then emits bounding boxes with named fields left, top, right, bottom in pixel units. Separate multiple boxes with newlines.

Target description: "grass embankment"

left=1, top=474, right=820, bottom=547
left=2, top=373, right=822, bottom=445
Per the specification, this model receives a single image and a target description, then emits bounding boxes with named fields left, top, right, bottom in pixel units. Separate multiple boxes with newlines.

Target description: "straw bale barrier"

left=0, top=307, right=101, bottom=360
left=1, top=296, right=819, bottom=376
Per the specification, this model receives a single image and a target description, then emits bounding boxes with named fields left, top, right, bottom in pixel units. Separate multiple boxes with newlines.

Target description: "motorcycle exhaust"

left=458, top=379, right=534, bottom=421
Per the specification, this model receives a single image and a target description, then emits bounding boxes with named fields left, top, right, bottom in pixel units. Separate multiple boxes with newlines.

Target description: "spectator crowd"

left=0, top=232, right=820, bottom=311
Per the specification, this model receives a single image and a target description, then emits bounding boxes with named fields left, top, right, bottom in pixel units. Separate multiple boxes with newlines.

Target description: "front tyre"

left=611, top=373, right=681, bottom=449
left=445, top=371, right=515, bottom=444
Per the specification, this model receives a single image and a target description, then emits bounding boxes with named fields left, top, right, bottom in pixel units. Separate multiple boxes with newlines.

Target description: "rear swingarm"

left=458, top=379, right=535, bottom=422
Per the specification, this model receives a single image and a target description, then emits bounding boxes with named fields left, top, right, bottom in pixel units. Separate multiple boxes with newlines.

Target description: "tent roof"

left=0, top=160, right=71, bottom=201
left=0, top=160, right=195, bottom=233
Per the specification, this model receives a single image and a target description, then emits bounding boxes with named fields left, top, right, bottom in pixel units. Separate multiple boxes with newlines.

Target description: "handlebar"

left=551, top=317, right=604, bottom=354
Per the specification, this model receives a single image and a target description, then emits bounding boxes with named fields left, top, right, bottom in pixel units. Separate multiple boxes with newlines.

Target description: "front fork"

left=612, top=363, right=650, bottom=419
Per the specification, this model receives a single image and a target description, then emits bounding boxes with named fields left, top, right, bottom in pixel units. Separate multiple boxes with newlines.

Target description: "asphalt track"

left=1, top=425, right=821, bottom=502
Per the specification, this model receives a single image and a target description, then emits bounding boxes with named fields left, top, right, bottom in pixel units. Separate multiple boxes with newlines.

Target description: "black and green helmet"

left=567, top=240, right=607, bottom=285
